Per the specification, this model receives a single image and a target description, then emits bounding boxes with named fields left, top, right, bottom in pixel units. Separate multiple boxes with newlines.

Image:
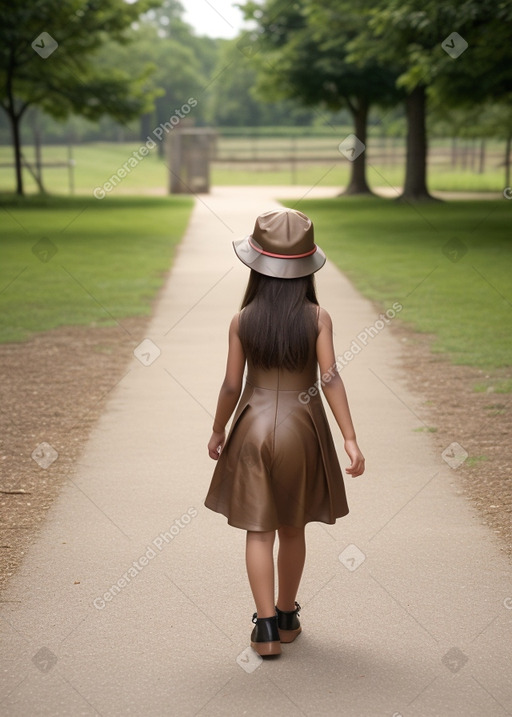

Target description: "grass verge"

left=282, top=196, right=511, bottom=369
left=0, top=195, right=194, bottom=342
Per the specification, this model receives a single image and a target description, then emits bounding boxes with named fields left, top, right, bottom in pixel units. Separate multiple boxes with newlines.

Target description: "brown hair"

left=239, top=270, right=318, bottom=371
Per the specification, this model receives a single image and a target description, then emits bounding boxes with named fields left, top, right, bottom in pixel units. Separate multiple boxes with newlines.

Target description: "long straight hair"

left=239, top=270, right=319, bottom=371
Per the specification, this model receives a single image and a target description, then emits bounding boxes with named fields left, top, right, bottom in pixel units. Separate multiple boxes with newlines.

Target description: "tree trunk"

left=4, top=67, right=25, bottom=196
left=505, top=134, right=511, bottom=189
left=399, top=85, right=436, bottom=201
left=478, top=139, right=485, bottom=174
left=461, top=140, right=468, bottom=171
left=140, top=112, right=152, bottom=141
left=8, top=111, right=24, bottom=196
left=470, top=139, right=476, bottom=172
left=341, top=100, right=372, bottom=195
left=451, top=137, right=457, bottom=168
left=32, top=112, right=46, bottom=193
left=20, top=151, right=45, bottom=193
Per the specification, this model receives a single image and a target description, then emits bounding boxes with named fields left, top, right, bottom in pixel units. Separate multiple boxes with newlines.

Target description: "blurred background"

left=1, top=0, right=510, bottom=198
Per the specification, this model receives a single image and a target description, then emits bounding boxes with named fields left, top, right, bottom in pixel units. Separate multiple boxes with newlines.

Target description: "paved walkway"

left=1, top=186, right=511, bottom=716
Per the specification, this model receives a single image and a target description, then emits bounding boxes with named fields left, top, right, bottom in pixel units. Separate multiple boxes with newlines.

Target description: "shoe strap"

left=277, top=601, right=301, bottom=616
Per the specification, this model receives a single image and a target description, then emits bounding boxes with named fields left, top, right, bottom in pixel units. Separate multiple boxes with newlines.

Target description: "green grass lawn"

left=0, top=143, right=168, bottom=197
left=0, top=195, right=193, bottom=342
left=282, top=197, right=511, bottom=371
left=211, top=164, right=504, bottom=192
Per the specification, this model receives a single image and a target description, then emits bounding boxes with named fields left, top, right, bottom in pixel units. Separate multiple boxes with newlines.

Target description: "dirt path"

left=394, top=326, right=511, bottom=555
left=0, top=319, right=147, bottom=593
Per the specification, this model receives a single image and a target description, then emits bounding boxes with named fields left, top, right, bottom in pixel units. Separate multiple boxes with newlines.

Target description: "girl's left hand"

left=208, top=431, right=226, bottom=460
left=344, top=438, right=365, bottom=477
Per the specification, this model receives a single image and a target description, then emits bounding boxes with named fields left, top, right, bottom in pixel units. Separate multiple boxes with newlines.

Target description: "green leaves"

left=0, top=0, right=165, bottom=193
left=0, top=0, right=164, bottom=120
left=238, top=0, right=400, bottom=111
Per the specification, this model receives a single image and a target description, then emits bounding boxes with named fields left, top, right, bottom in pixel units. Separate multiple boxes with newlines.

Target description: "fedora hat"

left=232, top=208, right=326, bottom=279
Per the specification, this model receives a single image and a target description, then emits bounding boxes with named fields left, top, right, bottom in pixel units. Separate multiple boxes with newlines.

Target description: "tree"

left=205, top=39, right=316, bottom=127
left=240, top=0, right=400, bottom=195
left=0, top=0, right=160, bottom=195
left=135, top=0, right=217, bottom=152
left=95, top=25, right=203, bottom=156
left=347, top=0, right=512, bottom=200
left=431, top=2, right=512, bottom=186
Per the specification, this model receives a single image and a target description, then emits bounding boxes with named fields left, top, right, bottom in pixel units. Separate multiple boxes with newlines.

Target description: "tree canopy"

left=0, top=0, right=161, bottom=194
left=344, top=0, right=512, bottom=198
left=1, top=0, right=511, bottom=198
left=240, top=0, right=400, bottom=194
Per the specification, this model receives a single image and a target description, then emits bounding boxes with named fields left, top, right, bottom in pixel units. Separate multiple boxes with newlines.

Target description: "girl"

left=205, top=208, right=365, bottom=657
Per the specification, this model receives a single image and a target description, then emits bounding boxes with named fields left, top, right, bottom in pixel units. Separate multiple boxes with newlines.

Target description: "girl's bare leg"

left=276, top=525, right=306, bottom=611
left=246, top=530, right=276, bottom=617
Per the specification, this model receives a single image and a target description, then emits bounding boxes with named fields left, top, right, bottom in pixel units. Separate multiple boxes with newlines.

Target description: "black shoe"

left=276, top=602, right=302, bottom=643
left=250, top=613, right=281, bottom=656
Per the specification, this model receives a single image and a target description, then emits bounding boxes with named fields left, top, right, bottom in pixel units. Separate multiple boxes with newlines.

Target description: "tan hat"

left=232, top=208, right=326, bottom=278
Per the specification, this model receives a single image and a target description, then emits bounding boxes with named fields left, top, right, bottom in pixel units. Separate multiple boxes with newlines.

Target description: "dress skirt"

left=204, top=378, right=349, bottom=531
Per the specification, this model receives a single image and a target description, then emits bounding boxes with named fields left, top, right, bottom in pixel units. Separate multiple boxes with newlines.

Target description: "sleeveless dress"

left=204, top=308, right=349, bottom=531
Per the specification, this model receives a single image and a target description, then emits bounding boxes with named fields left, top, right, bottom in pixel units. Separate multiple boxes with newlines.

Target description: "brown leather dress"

left=204, top=320, right=349, bottom=532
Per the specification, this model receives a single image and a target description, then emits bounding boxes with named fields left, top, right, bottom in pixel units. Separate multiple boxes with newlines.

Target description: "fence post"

left=169, top=128, right=216, bottom=193
left=291, top=136, right=297, bottom=184
left=478, top=139, right=485, bottom=175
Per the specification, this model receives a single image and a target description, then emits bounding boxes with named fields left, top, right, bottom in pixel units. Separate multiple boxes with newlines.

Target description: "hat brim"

left=232, top=236, right=326, bottom=279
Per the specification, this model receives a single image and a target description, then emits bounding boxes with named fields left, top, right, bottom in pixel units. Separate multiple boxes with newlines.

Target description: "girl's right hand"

left=208, top=430, right=226, bottom=460
left=344, top=439, right=365, bottom=477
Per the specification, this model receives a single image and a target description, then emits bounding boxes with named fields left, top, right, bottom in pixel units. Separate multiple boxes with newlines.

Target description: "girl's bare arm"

left=316, top=307, right=365, bottom=476
left=208, top=313, right=246, bottom=459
